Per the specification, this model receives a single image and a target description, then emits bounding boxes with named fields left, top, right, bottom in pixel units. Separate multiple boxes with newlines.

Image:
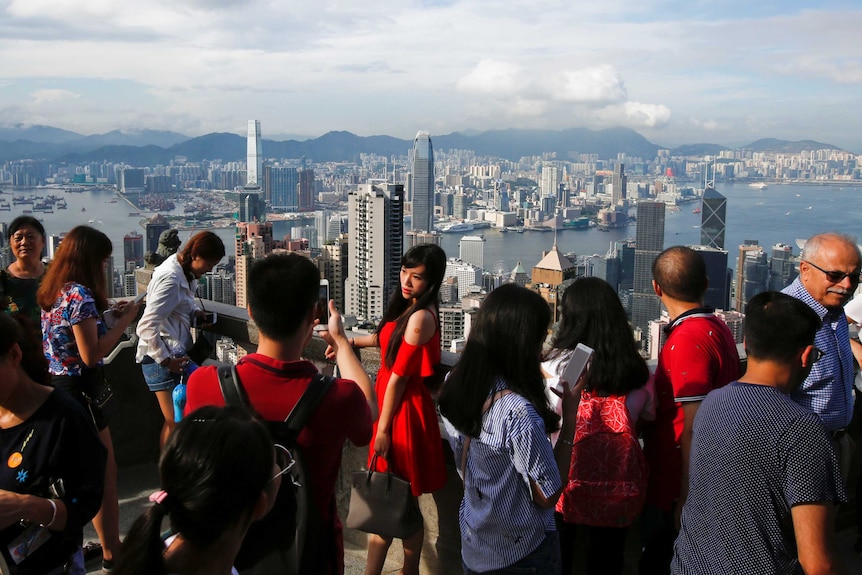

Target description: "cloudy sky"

left=1, top=0, right=861, bottom=151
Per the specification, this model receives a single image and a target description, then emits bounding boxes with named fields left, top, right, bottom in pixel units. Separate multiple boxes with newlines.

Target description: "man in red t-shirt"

left=639, top=246, right=740, bottom=575
left=185, top=253, right=375, bottom=575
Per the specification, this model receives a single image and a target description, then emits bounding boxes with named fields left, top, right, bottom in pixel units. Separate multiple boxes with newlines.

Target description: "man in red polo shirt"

left=639, top=246, right=740, bottom=575
left=185, top=252, right=375, bottom=575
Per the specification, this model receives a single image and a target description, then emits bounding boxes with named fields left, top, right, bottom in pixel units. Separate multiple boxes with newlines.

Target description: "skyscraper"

left=145, top=214, right=170, bottom=254
left=691, top=245, right=730, bottom=310
left=246, top=120, right=262, bottom=189
left=770, top=243, right=798, bottom=291
left=345, top=182, right=404, bottom=322
left=298, top=168, right=315, bottom=211
left=540, top=164, right=559, bottom=199
left=611, top=163, right=627, bottom=205
left=459, top=235, right=486, bottom=270
left=700, top=187, right=727, bottom=249
left=411, top=131, right=434, bottom=233
left=267, top=166, right=299, bottom=211
left=123, top=231, right=144, bottom=269
left=734, top=240, right=769, bottom=312
left=632, top=201, right=666, bottom=335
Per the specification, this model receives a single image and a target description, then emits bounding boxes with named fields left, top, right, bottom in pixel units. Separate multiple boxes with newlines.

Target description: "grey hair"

left=801, top=233, right=860, bottom=262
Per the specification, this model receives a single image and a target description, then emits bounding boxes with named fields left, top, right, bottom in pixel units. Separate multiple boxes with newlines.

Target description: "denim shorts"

left=141, top=359, right=181, bottom=393
left=463, top=531, right=561, bottom=575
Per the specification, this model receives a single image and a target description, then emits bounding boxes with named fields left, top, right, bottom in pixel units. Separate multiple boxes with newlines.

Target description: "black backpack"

left=216, top=365, right=335, bottom=575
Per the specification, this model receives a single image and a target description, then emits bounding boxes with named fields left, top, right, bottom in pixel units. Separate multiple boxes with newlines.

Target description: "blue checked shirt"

left=783, top=278, right=855, bottom=430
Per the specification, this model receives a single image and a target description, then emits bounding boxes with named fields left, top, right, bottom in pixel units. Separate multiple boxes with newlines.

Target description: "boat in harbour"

left=748, top=182, right=768, bottom=189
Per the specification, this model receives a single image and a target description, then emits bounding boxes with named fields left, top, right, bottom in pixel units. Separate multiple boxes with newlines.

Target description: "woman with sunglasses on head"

left=0, top=313, right=106, bottom=575
left=1, top=216, right=48, bottom=325
left=342, top=244, right=448, bottom=575
left=38, top=225, right=143, bottom=572
left=114, top=406, right=280, bottom=575
left=135, top=231, right=225, bottom=448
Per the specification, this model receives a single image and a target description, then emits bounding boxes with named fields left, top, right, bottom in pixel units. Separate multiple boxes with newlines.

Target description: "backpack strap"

left=283, top=373, right=335, bottom=432
left=216, top=365, right=249, bottom=410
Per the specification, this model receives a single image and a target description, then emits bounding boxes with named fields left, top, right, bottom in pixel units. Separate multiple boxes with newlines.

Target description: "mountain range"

left=0, top=123, right=844, bottom=165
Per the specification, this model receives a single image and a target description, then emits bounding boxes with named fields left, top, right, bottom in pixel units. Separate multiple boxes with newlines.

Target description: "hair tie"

left=149, top=490, right=169, bottom=507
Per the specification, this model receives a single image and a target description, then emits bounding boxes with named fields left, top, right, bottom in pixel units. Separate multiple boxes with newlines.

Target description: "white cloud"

left=552, top=66, right=627, bottom=104
left=456, top=60, right=522, bottom=94
left=30, top=89, right=81, bottom=105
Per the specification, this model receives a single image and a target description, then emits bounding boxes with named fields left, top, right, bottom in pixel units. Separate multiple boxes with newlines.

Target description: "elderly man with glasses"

left=782, top=232, right=861, bottom=480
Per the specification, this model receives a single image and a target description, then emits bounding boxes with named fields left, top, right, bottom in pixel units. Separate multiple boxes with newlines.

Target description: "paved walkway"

left=85, top=463, right=862, bottom=574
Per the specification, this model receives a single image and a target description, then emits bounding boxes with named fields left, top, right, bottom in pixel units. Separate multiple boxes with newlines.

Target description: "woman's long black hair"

left=547, top=277, right=648, bottom=395
left=438, top=284, right=559, bottom=437
left=114, top=406, right=273, bottom=575
left=375, top=243, right=446, bottom=368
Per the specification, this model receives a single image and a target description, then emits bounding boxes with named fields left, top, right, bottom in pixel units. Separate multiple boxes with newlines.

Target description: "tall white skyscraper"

left=459, top=235, right=486, bottom=270
left=540, top=164, right=559, bottom=198
left=410, top=131, right=434, bottom=233
left=345, top=182, right=404, bottom=322
left=246, top=120, right=262, bottom=189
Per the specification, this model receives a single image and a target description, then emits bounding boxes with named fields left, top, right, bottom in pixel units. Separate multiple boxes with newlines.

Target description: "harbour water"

left=2, top=182, right=861, bottom=275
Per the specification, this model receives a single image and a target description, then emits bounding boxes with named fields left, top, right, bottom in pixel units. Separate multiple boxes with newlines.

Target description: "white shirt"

left=136, top=254, right=199, bottom=364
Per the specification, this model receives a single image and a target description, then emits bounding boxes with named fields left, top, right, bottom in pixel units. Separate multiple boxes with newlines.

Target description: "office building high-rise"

left=459, top=235, right=486, bottom=270
left=411, top=131, right=434, bottom=233
left=700, top=187, right=727, bottom=249
left=445, top=259, right=483, bottom=300
left=735, top=241, right=769, bottom=312
left=123, top=231, right=144, bottom=269
left=235, top=222, right=278, bottom=308
left=632, top=201, right=666, bottom=334
left=267, top=166, right=299, bottom=211
left=298, top=168, right=315, bottom=211
left=246, top=120, right=262, bottom=189
left=319, top=234, right=349, bottom=312
left=540, top=164, right=559, bottom=199
left=145, top=214, right=171, bottom=255
left=770, top=243, right=798, bottom=291
left=238, top=190, right=265, bottom=223
left=691, top=245, right=730, bottom=311
left=611, top=163, right=627, bottom=205
left=344, top=182, right=404, bottom=322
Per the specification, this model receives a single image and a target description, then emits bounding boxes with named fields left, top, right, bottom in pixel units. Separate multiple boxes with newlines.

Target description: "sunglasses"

left=810, top=347, right=825, bottom=364
left=272, top=444, right=300, bottom=486
left=803, top=261, right=861, bottom=284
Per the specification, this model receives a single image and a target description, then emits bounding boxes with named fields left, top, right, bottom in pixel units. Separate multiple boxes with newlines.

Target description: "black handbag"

left=186, top=334, right=214, bottom=365
left=346, top=454, right=423, bottom=539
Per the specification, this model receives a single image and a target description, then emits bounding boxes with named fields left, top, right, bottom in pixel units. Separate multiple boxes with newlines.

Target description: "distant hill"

left=742, top=138, right=841, bottom=153
left=0, top=124, right=83, bottom=144
left=0, top=124, right=848, bottom=164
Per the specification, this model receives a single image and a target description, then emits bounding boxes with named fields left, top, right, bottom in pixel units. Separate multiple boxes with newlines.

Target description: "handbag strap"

left=460, top=389, right=512, bottom=478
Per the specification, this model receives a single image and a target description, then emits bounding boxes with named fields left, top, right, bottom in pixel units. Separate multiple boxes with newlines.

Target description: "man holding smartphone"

left=184, top=253, right=376, bottom=575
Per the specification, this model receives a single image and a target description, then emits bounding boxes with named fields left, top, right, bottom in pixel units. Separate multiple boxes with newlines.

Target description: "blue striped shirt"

left=782, top=278, right=855, bottom=430
left=442, top=383, right=560, bottom=572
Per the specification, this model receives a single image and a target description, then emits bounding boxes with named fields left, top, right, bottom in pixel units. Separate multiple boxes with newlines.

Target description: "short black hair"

left=247, top=252, right=319, bottom=340
left=744, top=291, right=821, bottom=363
left=652, top=246, right=707, bottom=303
left=7, top=215, right=46, bottom=241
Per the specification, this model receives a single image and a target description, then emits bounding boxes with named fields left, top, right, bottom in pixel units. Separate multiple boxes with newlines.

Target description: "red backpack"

left=556, top=390, right=648, bottom=527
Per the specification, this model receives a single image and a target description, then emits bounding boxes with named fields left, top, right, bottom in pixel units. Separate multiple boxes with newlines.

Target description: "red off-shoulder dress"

left=368, top=320, right=447, bottom=496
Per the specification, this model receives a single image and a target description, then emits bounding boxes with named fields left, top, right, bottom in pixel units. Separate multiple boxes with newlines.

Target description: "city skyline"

left=1, top=2, right=861, bottom=151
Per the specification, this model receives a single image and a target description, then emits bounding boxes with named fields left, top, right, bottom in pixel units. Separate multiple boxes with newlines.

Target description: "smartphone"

left=192, top=312, right=217, bottom=328
left=314, top=280, right=330, bottom=331
left=557, top=343, right=594, bottom=393
left=133, top=291, right=147, bottom=305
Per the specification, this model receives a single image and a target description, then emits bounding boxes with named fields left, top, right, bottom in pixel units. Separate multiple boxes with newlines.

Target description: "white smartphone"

left=313, top=279, right=330, bottom=331
left=557, top=343, right=594, bottom=393
left=133, top=291, right=147, bottom=305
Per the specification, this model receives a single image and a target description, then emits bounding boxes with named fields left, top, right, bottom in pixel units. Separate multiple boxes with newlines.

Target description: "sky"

left=1, top=0, right=861, bottom=152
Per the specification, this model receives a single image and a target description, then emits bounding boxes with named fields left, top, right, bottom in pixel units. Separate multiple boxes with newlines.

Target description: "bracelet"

left=40, top=498, right=58, bottom=528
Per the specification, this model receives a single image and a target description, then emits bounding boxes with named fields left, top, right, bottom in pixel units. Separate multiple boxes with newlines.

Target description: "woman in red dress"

left=350, top=243, right=447, bottom=575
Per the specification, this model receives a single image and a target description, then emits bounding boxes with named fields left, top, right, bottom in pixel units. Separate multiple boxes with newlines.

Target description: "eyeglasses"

left=803, top=261, right=862, bottom=284
left=810, top=347, right=825, bottom=364
left=272, top=444, right=300, bottom=486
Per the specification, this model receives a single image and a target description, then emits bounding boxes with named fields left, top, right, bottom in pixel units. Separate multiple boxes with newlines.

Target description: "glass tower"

left=411, top=131, right=434, bottom=233
left=700, top=187, right=727, bottom=249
